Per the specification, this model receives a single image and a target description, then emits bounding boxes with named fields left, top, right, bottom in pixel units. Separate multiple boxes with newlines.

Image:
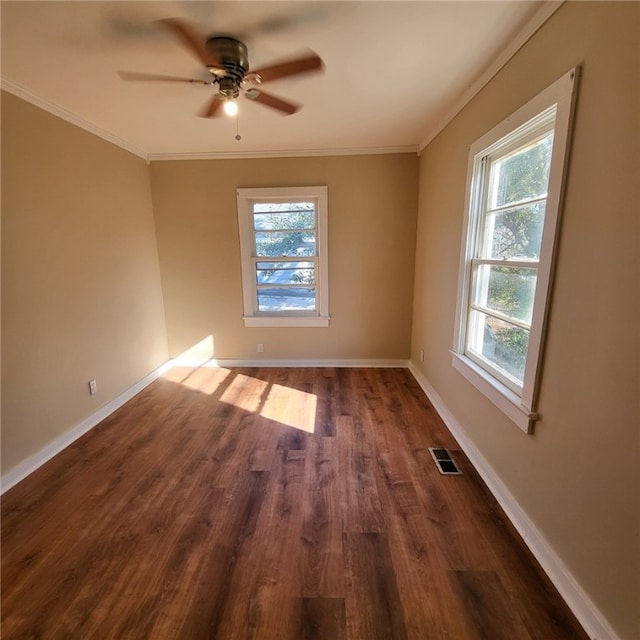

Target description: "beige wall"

left=1, top=93, right=169, bottom=475
left=411, top=3, right=639, bottom=638
left=150, top=154, right=418, bottom=361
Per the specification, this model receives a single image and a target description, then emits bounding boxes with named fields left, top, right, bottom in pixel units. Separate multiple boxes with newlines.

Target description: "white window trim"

left=237, top=186, right=329, bottom=328
left=452, top=68, right=579, bottom=434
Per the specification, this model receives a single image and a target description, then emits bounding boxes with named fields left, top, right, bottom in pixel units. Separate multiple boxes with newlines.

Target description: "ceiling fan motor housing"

left=206, top=36, right=249, bottom=93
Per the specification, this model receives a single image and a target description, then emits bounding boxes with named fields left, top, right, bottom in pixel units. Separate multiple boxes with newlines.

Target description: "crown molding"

left=146, top=145, right=418, bottom=162
left=1, top=79, right=149, bottom=161
left=418, top=0, right=565, bottom=151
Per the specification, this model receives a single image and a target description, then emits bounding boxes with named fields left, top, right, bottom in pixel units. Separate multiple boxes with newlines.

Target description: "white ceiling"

left=1, top=1, right=558, bottom=160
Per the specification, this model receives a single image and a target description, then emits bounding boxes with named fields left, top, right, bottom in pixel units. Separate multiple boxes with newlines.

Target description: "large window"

left=237, top=186, right=329, bottom=327
left=452, top=68, right=578, bottom=433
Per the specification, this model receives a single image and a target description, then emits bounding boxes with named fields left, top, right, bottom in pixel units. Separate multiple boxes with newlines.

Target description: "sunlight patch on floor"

left=261, top=383, right=318, bottom=433
left=162, top=364, right=319, bottom=432
left=162, top=366, right=231, bottom=395
left=220, top=373, right=269, bottom=412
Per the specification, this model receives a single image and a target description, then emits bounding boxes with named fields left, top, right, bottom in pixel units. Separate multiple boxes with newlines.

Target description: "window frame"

left=452, top=68, right=579, bottom=433
left=236, top=186, right=329, bottom=327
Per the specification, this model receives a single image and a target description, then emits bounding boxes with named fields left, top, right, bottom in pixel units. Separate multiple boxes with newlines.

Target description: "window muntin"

left=237, top=187, right=329, bottom=327
left=480, top=202, right=546, bottom=261
left=452, top=68, right=579, bottom=433
left=471, top=264, right=537, bottom=325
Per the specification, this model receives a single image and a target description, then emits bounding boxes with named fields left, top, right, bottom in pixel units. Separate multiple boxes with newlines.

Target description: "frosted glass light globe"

left=223, top=100, right=238, bottom=117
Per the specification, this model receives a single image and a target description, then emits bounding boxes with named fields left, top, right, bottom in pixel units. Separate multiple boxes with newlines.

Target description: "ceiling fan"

left=119, top=18, right=324, bottom=117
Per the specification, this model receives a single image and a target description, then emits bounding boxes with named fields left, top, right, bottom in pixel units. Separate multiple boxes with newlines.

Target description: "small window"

left=452, top=68, right=579, bottom=433
left=237, top=186, right=329, bottom=327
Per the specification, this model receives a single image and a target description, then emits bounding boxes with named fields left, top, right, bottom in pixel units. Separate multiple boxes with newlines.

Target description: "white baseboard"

left=407, top=362, right=619, bottom=640
left=196, top=358, right=410, bottom=368
left=1, top=363, right=171, bottom=494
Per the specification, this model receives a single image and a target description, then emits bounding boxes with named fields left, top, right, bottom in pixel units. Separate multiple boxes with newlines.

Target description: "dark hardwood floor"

left=1, top=367, right=588, bottom=639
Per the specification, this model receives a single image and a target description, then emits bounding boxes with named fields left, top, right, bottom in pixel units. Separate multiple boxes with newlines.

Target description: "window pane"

left=253, top=202, right=315, bottom=231
left=254, top=202, right=314, bottom=213
left=481, top=202, right=545, bottom=260
left=490, top=133, right=553, bottom=208
left=255, top=231, right=316, bottom=257
left=256, top=261, right=315, bottom=285
left=467, top=310, right=530, bottom=384
left=257, top=287, right=316, bottom=312
left=473, top=265, right=537, bottom=325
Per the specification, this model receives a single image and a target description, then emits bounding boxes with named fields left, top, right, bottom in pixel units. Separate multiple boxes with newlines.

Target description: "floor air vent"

left=428, top=447, right=463, bottom=475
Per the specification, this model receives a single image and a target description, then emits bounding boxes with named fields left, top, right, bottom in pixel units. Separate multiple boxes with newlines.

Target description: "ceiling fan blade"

left=249, top=53, right=323, bottom=83
left=158, top=18, right=221, bottom=69
left=119, top=71, right=211, bottom=85
left=199, top=94, right=225, bottom=118
left=246, top=89, right=300, bottom=115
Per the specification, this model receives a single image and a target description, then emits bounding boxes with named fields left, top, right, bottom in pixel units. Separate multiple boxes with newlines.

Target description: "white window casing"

left=452, top=68, right=580, bottom=433
left=237, top=186, right=329, bottom=328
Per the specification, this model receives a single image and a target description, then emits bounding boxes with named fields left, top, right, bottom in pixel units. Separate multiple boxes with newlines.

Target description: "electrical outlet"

left=257, top=343, right=264, bottom=353
left=88, top=379, right=97, bottom=395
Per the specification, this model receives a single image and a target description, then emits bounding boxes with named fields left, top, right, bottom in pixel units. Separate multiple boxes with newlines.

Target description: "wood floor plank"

left=176, top=468, right=270, bottom=639
left=1, top=367, right=589, bottom=640
left=301, top=435, right=344, bottom=598
left=449, top=570, right=533, bottom=640
left=343, top=531, right=409, bottom=640
left=370, top=430, right=472, bottom=639
left=336, top=415, right=386, bottom=534
left=291, top=597, right=347, bottom=640
left=377, top=500, right=473, bottom=639
left=311, top=368, right=338, bottom=437
left=212, top=448, right=306, bottom=639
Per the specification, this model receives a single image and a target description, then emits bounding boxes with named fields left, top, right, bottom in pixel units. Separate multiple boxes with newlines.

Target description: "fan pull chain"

left=235, top=113, right=241, bottom=141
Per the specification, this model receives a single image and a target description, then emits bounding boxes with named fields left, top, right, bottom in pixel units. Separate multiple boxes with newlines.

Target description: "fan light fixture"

left=223, top=100, right=238, bottom=117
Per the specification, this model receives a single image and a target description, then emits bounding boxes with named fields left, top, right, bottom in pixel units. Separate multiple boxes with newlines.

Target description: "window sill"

left=450, top=352, right=537, bottom=434
left=243, top=315, right=330, bottom=328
